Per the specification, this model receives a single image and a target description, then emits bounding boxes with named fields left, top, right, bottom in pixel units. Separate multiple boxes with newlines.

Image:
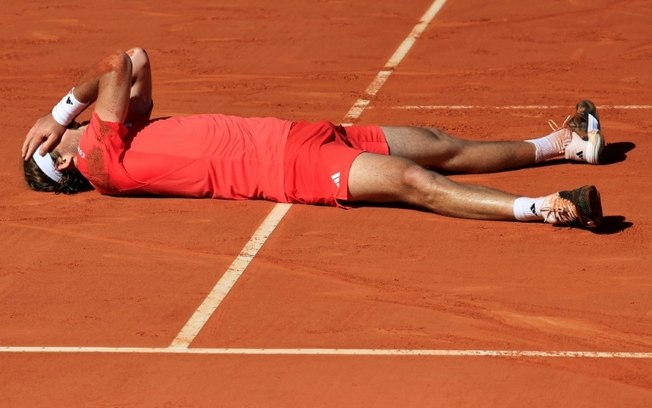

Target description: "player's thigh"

left=381, top=126, right=466, bottom=167
left=347, top=152, right=416, bottom=201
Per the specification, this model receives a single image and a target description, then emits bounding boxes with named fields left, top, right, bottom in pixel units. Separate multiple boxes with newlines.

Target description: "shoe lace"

left=540, top=197, right=577, bottom=224
left=547, top=115, right=571, bottom=132
left=540, top=206, right=565, bottom=223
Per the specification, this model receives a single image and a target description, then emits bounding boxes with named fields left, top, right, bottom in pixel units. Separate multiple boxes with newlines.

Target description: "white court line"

left=372, top=105, right=652, bottom=110
left=168, top=0, right=449, bottom=348
left=0, top=347, right=649, bottom=359
left=342, top=0, right=448, bottom=125
left=170, top=203, right=291, bottom=348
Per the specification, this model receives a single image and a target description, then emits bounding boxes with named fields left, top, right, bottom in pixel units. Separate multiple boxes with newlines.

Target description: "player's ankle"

left=513, top=196, right=546, bottom=221
left=526, top=129, right=571, bottom=162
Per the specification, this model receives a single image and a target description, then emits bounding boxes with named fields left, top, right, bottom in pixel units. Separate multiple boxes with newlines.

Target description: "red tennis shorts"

left=283, top=120, right=389, bottom=206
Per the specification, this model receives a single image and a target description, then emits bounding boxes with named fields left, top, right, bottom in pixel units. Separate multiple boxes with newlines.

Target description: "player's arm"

left=125, top=47, right=153, bottom=124
left=82, top=47, right=152, bottom=124
left=82, top=50, right=132, bottom=124
left=22, top=48, right=152, bottom=160
left=90, top=48, right=153, bottom=124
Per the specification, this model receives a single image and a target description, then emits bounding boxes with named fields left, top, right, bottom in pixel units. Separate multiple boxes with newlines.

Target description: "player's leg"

left=381, top=126, right=536, bottom=173
left=347, top=153, right=602, bottom=227
left=381, top=100, right=605, bottom=172
left=348, top=152, right=516, bottom=219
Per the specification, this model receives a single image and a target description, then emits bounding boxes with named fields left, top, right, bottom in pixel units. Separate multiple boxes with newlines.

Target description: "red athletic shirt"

left=76, top=113, right=292, bottom=201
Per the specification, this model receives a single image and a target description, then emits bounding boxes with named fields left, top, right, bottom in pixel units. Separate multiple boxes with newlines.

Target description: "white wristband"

left=51, top=88, right=89, bottom=126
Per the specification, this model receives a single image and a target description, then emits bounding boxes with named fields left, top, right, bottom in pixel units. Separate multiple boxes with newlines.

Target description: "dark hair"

left=23, top=150, right=94, bottom=195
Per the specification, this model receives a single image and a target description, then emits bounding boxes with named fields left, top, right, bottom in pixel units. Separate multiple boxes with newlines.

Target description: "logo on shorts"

left=331, top=172, right=341, bottom=188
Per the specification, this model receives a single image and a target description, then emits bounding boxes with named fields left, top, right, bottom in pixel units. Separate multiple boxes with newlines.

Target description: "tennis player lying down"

left=22, top=47, right=604, bottom=228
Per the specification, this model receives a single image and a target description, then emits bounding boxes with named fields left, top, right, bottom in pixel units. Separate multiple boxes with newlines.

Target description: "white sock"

left=526, top=129, right=568, bottom=162
left=513, top=197, right=547, bottom=221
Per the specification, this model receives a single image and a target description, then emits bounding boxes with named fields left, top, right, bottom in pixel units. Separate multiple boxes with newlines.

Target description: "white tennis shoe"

left=548, top=100, right=605, bottom=164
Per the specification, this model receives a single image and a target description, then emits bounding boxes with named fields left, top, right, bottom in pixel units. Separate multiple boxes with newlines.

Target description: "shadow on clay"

left=590, top=216, right=633, bottom=235
left=599, top=141, right=636, bottom=164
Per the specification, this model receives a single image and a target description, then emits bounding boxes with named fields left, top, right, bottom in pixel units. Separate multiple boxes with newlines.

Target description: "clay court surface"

left=1, top=0, right=651, bottom=406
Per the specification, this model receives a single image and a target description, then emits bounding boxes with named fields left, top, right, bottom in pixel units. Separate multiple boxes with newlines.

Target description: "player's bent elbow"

left=103, top=50, right=132, bottom=74
left=126, top=47, right=150, bottom=67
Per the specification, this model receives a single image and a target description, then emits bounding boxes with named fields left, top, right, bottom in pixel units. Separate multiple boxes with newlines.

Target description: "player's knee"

left=401, top=164, right=444, bottom=201
left=426, top=128, right=466, bottom=155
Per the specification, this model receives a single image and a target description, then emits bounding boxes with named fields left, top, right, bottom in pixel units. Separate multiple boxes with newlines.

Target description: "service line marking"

left=370, top=105, right=652, bottom=110
left=0, top=347, right=650, bottom=359
left=168, top=0, right=449, bottom=348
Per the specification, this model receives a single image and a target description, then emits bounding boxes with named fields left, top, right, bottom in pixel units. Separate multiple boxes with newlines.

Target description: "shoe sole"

left=585, top=130, right=604, bottom=164
left=559, top=185, right=603, bottom=228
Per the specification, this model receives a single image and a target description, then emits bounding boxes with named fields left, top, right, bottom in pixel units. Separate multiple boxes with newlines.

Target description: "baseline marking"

left=0, top=347, right=649, bottom=359
left=371, top=105, right=652, bottom=110
left=169, top=0, right=448, bottom=348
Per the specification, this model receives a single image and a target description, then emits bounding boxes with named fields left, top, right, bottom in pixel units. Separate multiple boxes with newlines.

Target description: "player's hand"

left=22, top=114, right=66, bottom=160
